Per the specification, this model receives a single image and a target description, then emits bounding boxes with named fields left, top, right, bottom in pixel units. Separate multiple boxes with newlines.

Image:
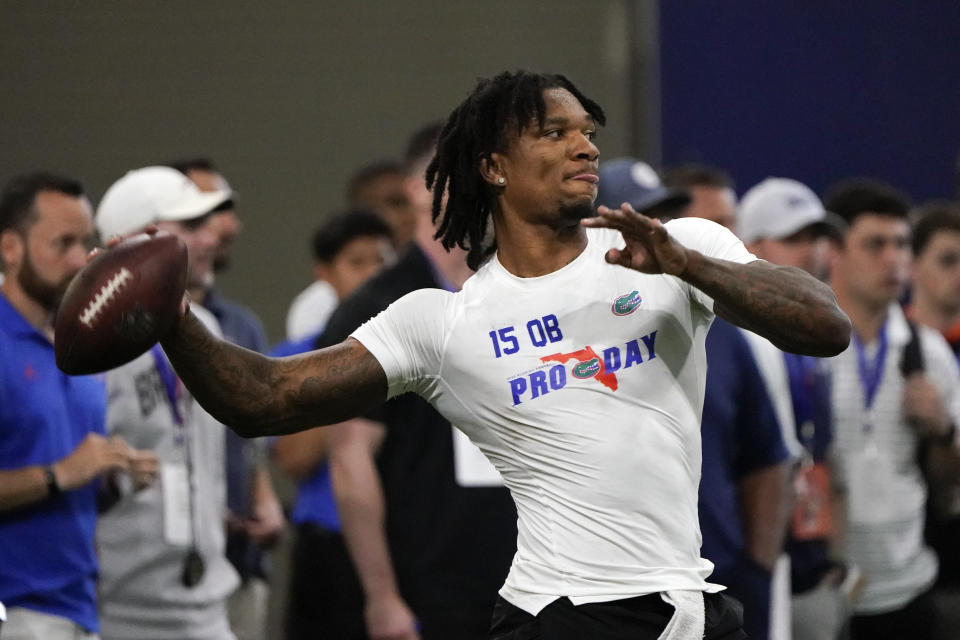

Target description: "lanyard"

left=784, top=352, right=817, bottom=450
left=149, top=344, right=200, bottom=554
left=150, top=343, right=185, bottom=449
left=853, top=324, right=888, bottom=411
left=852, top=324, right=888, bottom=438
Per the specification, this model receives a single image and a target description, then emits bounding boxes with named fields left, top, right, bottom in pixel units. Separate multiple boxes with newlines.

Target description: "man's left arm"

left=583, top=206, right=851, bottom=357
left=739, top=462, right=794, bottom=571
left=906, top=331, right=960, bottom=485
left=687, top=257, right=849, bottom=357
left=245, top=463, right=284, bottom=546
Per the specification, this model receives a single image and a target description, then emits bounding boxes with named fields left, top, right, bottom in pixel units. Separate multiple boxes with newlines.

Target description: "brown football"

left=55, top=231, right=187, bottom=375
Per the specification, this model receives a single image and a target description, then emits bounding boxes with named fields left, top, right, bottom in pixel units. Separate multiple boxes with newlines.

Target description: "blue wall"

left=659, top=2, right=960, bottom=202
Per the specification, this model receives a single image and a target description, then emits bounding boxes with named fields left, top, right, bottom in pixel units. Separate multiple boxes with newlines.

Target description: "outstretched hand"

left=581, top=203, right=691, bottom=276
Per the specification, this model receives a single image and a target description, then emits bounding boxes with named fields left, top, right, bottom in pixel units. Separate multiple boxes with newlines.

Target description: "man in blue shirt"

left=0, top=172, right=154, bottom=639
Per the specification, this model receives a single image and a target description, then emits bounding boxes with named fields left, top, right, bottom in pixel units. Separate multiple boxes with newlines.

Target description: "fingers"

left=604, top=248, right=632, bottom=268
left=245, top=517, right=283, bottom=546
left=584, top=202, right=643, bottom=227
left=105, top=437, right=133, bottom=473
left=128, top=449, right=159, bottom=490
left=129, top=450, right=159, bottom=475
left=102, top=225, right=158, bottom=254
left=903, top=375, right=951, bottom=436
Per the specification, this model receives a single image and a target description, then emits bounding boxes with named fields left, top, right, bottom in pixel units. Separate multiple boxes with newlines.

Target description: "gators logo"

left=612, top=290, right=642, bottom=316
left=543, top=347, right=618, bottom=390
left=571, top=357, right=602, bottom=379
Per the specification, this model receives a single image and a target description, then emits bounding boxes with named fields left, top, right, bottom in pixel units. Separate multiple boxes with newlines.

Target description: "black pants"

left=416, top=604, right=499, bottom=640
left=489, top=592, right=747, bottom=640
left=285, top=524, right=499, bottom=640
left=850, top=589, right=941, bottom=640
left=285, top=524, right=367, bottom=640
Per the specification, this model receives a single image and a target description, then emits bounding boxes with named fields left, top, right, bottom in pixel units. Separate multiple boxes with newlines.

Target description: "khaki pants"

left=226, top=578, right=269, bottom=640
left=2, top=607, right=99, bottom=640
left=791, top=580, right=849, bottom=640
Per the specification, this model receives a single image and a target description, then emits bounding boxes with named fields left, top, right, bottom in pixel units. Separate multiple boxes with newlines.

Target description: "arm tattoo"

left=682, top=254, right=851, bottom=357
left=160, top=311, right=388, bottom=437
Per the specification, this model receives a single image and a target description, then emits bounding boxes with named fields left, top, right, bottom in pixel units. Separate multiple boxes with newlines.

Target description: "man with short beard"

left=0, top=172, right=155, bottom=640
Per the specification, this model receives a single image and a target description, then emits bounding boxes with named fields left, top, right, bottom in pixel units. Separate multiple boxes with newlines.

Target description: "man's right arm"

left=272, top=428, right=328, bottom=480
left=0, top=433, right=132, bottom=512
left=160, top=310, right=388, bottom=438
left=329, top=417, right=420, bottom=640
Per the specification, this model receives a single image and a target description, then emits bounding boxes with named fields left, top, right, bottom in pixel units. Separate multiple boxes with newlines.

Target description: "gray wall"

left=2, top=2, right=649, bottom=342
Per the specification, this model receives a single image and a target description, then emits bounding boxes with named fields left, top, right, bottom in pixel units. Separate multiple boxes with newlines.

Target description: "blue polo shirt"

left=0, top=293, right=106, bottom=632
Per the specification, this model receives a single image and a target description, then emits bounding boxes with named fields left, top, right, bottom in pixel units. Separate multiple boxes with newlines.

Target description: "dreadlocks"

left=426, top=70, right=606, bottom=270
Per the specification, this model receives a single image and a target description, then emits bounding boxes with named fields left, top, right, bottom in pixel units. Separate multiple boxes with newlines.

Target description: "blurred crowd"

left=2, top=113, right=960, bottom=640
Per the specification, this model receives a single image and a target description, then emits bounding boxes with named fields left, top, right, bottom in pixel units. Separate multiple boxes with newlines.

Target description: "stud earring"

left=497, top=177, right=505, bottom=185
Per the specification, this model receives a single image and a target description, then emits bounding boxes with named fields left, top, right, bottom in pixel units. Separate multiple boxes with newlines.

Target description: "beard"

left=213, top=244, right=232, bottom=273
left=18, top=250, right=74, bottom=313
left=557, top=200, right=597, bottom=226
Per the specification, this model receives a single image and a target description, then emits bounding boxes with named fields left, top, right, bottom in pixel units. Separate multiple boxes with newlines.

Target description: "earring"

left=497, top=177, right=505, bottom=185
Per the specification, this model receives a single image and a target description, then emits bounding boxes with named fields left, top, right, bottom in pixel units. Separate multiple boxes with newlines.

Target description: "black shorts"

left=489, top=591, right=747, bottom=640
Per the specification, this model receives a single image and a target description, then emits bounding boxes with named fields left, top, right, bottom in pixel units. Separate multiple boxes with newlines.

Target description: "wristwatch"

left=44, top=466, right=61, bottom=497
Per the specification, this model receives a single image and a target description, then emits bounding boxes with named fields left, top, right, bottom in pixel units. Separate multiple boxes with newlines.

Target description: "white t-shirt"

left=829, top=303, right=960, bottom=614
left=352, top=218, right=755, bottom=615
left=285, top=280, right=338, bottom=341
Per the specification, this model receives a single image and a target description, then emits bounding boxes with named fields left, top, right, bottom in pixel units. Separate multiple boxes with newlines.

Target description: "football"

left=55, top=231, right=187, bottom=375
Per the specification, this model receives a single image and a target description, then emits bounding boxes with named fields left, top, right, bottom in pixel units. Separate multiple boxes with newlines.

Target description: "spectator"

left=286, top=160, right=415, bottom=341
left=907, top=201, right=960, bottom=640
left=739, top=177, right=849, bottom=640
left=347, top=160, right=416, bottom=252
left=0, top=172, right=153, bottom=640
left=909, top=201, right=960, bottom=357
left=322, top=121, right=517, bottom=640
left=271, top=208, right=395, bottom=640
left=170, top=157, right=284, bottom=640
left=662, top=163, right=738, bottom=230
left=595, top=157, right=690, bottom=220
left=94, top=167, right=240, bottom=640
left=825, top=178, right=960, bottom=640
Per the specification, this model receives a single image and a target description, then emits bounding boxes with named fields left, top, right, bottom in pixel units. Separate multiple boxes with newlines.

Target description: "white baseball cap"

left=737, top=177, right=845, bottom=243
left=96, top=166, right=232, bottom=239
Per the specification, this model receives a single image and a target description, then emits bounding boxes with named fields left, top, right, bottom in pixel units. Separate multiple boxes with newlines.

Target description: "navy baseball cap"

left=596, top=158, right=691, bottom=214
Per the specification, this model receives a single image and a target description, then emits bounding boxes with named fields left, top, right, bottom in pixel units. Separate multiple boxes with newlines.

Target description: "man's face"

left=4, top=191, right=94, bottom=312
left=317, top=234, right=395, bottom=300
left=913, top=229, right=960, bottom=315
left=751, top=227, right=828, bottom=278
left=832, top=213, right=910, bottom=309
left=405, top=155, right=435, bottom=217
left=352, top=171, right=416, bottom=250
left=682, top=185, right=736, bottom=231
left=155, top=214, right=218, bottom=291
left=186, top=168, right=240, bottom=272
left=492, top=87, right=600, bottom=226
